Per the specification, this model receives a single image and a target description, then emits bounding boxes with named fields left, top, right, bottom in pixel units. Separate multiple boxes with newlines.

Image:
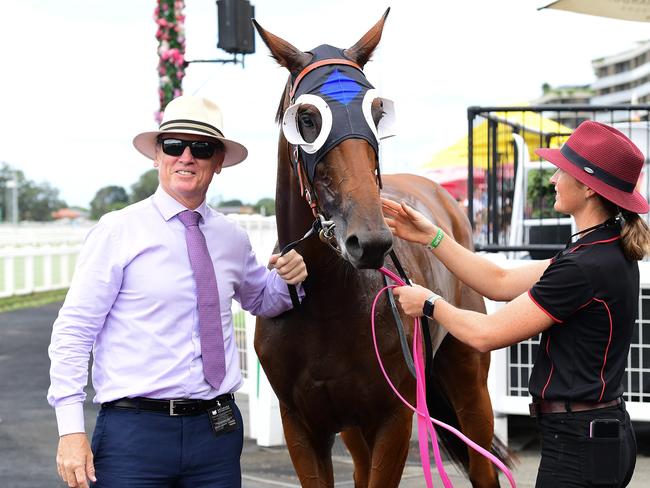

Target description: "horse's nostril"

left=345, top=234, right=363, bottom=260
left=345, top=231, right=393, bottom=268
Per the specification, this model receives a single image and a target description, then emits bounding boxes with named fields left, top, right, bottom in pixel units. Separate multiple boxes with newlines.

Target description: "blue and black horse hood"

left=282, top=44, right=395, bottom=183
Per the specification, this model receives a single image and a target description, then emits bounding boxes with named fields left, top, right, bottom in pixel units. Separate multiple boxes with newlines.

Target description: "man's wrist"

left=55, top=402, right=86, bottom=436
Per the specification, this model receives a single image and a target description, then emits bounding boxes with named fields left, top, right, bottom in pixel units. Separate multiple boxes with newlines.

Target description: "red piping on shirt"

left=533, top=236, right=618, bottom=400
left=528, top=290, right=563, bottom=323
left=593, top=297, right=614, bottom=402
left=541, top=334, right=553, bottom=400
left=568, top=236, right=620, bottom=254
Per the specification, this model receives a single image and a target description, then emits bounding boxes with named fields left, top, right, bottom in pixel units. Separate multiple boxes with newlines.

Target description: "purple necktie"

left=177, top=210, right=225, bottom=389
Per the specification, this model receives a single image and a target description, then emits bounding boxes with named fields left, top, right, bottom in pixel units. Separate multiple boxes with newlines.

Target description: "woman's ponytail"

left=620, top=210, right=650, bottom=261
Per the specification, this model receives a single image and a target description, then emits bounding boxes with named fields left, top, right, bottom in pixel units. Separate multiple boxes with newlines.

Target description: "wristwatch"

left=422, top=293, right=443, bottom=318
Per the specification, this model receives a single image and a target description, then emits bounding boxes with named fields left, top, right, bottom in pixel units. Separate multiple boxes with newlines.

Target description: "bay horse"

left=253, top=9, right=509, bottom=487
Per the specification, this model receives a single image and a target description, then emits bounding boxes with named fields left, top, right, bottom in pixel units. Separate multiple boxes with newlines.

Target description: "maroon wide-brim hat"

left=535, top=120, right=648, bottom=214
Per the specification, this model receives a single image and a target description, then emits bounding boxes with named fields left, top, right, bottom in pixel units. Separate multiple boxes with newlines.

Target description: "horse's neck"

left=275, top=141, right=313, bottom=244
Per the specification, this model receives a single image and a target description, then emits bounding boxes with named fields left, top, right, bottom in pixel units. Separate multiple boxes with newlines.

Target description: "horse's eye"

left=296, top=105, right=322, bottom=144
left=299, top=113, right=314, bottom=128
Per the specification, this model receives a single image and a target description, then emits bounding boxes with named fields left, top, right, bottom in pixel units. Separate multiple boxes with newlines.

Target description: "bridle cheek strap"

left=291, top=143, right=320, bottom=218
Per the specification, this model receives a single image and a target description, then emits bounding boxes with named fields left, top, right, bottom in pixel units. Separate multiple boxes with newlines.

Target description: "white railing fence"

left=0, top=222, right=91, bottom=297
left=228, top=215, right=286, bottom=446
left=0, top=222, right=92, bottom=247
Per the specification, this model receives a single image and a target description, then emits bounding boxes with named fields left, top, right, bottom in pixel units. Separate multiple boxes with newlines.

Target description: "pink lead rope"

left=374, top=267, right=517, bottom=488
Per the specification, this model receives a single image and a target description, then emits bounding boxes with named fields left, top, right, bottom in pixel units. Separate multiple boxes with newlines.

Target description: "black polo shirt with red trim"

left=527, top=222, right=638, bottom=402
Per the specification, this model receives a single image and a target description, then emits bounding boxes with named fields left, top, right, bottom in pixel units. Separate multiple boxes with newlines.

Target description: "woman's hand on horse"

left=270, top=250, right=308, bottom=285
left=392, top=283, right=434, bottom=317
left=381, top=198, right=437, bottom=245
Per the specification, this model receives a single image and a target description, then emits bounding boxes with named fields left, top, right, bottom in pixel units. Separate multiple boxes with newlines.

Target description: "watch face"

left=423, top=298, right=434, bottom=318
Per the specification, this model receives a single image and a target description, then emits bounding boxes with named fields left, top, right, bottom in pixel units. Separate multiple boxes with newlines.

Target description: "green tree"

left=90, top=185, right=128, bottom=220
left=130, top=169, right=159, bottom=203
left=527, top=169, right=562, bottom=219
left=0, top=162, right=66, bottom=222
left=19, top=180, right=67, bottom=221
left=219, top=199, right=244, bottom=208
left=254, top=197, right=275, bottom=215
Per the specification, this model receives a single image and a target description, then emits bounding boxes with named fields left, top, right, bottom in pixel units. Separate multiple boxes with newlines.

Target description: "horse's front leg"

left=341, top=427, right=371, bottom=488
left=364, top=406, right=413, bottom=488
left=280, top=402, right=335, bottom=488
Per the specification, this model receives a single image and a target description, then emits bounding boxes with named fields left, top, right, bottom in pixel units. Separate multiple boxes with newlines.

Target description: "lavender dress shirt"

left=48, top=187, right=299, bottom=436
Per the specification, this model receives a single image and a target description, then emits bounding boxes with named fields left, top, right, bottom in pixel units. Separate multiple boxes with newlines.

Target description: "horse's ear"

left=344, top=7, right=390, bottom=68
left=252, top=19, right=312, bottom=76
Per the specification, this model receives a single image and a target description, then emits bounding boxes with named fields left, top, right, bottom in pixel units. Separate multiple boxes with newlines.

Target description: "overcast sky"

left=3, top=0, right=650, bottom=208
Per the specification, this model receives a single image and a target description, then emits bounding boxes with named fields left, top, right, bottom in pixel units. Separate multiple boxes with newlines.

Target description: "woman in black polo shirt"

left=382, top=120, right=650, bottom=487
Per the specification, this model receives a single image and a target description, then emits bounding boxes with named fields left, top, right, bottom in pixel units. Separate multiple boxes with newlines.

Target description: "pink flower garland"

left=154, top=0, right=186, bottom=122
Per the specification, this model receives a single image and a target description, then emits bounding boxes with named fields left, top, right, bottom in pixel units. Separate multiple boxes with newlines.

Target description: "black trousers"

left=535, top=401, right=636, bottom=487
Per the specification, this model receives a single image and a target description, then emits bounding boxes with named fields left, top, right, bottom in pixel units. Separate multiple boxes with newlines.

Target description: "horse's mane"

left=275, top=77, right=292, bottom=124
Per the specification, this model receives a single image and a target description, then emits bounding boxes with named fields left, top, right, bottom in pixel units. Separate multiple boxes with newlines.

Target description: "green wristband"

left=427, top=228, right=444, bottom=250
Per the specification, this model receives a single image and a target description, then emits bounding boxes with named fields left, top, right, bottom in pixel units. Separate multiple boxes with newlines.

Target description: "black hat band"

left=561, top=144, right=635, bottom=193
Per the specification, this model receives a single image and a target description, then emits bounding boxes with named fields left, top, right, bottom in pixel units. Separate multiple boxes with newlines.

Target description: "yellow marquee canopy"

left=423, top=111, right=573, bottom=170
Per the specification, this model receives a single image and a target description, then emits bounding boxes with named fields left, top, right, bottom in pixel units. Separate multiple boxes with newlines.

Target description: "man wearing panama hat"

left=48, top=95, right=307, bottom=488
left=383, top=120, right=650, bottom=486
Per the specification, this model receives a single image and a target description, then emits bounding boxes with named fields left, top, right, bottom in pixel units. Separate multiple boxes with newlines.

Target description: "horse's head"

left=254, top=9, right=395, bottom=269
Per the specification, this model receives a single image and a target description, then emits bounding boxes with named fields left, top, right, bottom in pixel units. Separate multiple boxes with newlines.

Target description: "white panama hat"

left=133, top=95, right=248, bottom=167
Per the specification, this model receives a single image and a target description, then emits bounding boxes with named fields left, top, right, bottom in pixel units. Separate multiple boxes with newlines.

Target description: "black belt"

left=102, top=393, right=234, bottom=416
left=529, top=397, right=622, bottom=418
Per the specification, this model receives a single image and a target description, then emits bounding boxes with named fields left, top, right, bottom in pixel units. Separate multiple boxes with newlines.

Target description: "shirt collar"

left=152, top=186, right=210, bottom=222
left=569, top=219, right=621, bottom=248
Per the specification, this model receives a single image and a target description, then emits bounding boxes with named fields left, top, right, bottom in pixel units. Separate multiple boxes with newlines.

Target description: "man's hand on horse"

left=392, top=283, right=434, bottom=318
left=381, top=197, right=437, bottom=245
left=269, top=249, right=308, bottom=285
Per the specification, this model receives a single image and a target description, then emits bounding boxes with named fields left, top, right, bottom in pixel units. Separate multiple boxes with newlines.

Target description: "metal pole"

left=467, top=108, right=476, bottom=231
left=6, top=178, right=18, bottom=224
left=489, top=120, right=499, bottom=245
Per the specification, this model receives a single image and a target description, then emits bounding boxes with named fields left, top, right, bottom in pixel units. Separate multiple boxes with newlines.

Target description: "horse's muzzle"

left=344, top=229, right=393, bottom=269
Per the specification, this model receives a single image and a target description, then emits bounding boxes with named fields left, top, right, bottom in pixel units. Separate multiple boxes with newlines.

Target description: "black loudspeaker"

left=216, top=0, right=255, bottom=55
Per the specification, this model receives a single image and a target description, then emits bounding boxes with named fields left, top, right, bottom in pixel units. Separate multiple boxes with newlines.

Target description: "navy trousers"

left=535, top=402, right=636, bottom=487
left=90, top=400, right=243, bottom=488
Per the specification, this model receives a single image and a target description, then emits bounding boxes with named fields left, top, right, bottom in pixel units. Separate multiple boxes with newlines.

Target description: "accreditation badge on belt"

left=207, top=402, right=239, bottom=437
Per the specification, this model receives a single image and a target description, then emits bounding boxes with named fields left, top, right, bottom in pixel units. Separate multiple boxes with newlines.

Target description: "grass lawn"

left=0, top=289, right=68, bottom=314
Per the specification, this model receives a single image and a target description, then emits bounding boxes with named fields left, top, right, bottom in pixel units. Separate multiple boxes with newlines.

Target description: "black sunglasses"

left=159, top=138, right=222, bottom=159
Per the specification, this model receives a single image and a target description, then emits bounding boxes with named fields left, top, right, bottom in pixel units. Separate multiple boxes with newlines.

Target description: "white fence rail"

left=0, top=222, right=91, bottom=297
left=4, top=218, right=650, bottom=447
left=0, top=244, right=81, bottom=297
left=0, top=223, right=91, bottom=248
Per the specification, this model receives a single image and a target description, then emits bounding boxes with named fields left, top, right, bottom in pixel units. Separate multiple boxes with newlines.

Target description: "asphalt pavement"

left=1, top=302, right=648, bottom=487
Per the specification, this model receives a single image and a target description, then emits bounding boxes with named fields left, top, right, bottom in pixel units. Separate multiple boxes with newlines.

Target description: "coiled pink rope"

left=373, top=266, right=517, bottom=488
